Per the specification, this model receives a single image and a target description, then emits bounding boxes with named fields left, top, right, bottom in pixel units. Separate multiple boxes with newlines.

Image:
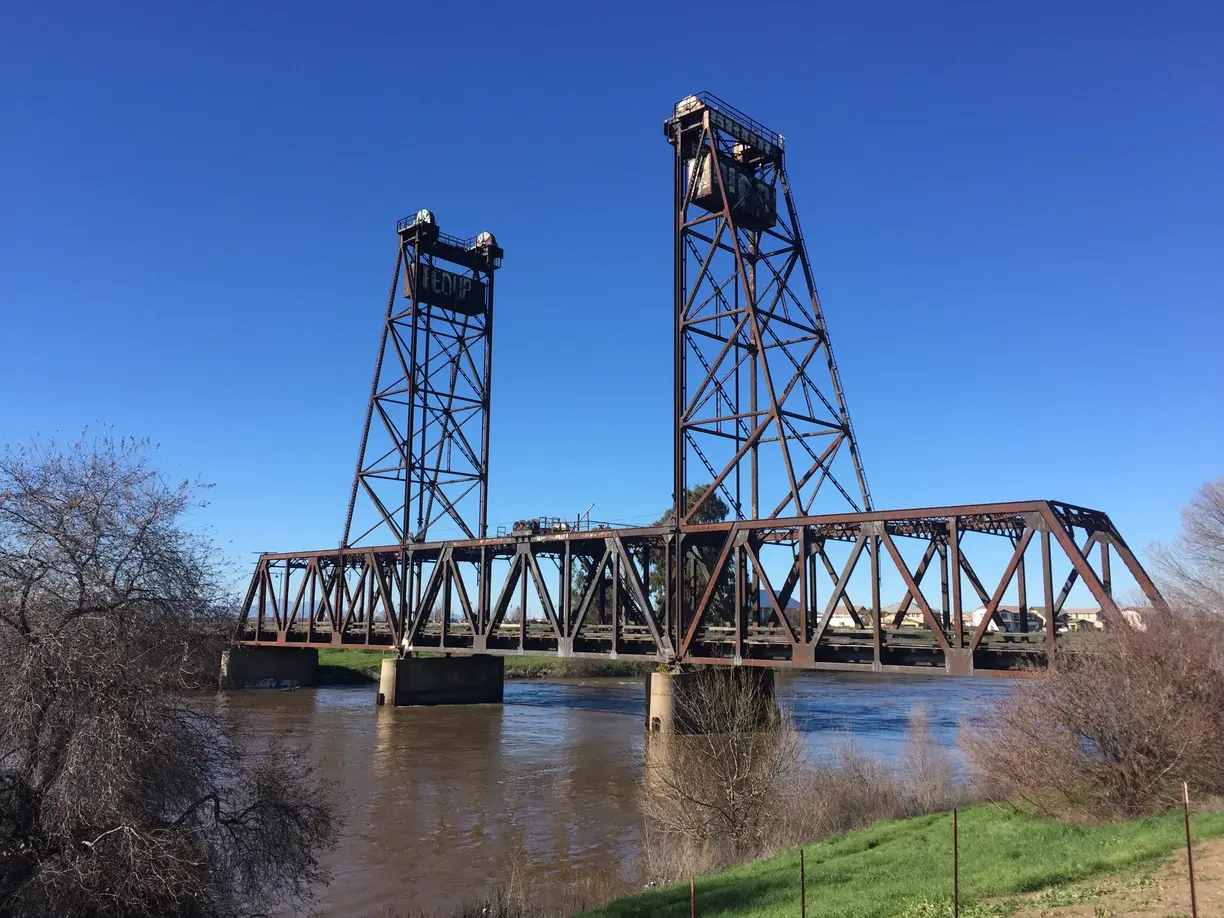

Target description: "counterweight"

left=235, top=96, right=1164, bottom=676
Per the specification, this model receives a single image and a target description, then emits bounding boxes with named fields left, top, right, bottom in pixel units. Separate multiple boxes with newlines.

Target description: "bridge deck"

left=235, top=500, right=1164, bottom=676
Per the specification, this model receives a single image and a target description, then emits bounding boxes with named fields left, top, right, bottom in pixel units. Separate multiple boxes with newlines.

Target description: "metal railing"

left=676, top=92, right=785, bottom=150
left=395, top=215, right=481, bottom=250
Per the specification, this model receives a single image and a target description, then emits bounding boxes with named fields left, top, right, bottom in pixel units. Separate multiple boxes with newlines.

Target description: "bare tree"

left=787, top=738, right=908, bottom=838
left=899, top=706, right=956, bottom=816
left=961, top=479, right=1224, bottom=820
left=639, top=673, right=965, bottom=884
left=962, top=615, right=1224, bottom=819
left=1152, top=477, right=1224, bottom=615
left=0, top=435, right=338, bottom=917
left=639, top=670, right=796, bottom=876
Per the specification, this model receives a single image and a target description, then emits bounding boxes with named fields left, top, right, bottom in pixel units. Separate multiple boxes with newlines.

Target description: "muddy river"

left=221, top=673, right=1009, bottom=915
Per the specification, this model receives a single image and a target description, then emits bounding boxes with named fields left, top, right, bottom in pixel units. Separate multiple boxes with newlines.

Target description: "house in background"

left=967, top=604, right=1044, bottom=633
left=1062, top=608, right=1105, bottom=631
left=806, top=603, right=1127, bottom=633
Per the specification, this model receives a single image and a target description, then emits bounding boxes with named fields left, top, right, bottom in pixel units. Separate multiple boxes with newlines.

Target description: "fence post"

left=1184, top=782, right=1198, bottom=918
left=953, top=807, right=959, bottom=918
left=690, top=877, right=695, bottom=918
left=800, top=847, right=806, bottom=918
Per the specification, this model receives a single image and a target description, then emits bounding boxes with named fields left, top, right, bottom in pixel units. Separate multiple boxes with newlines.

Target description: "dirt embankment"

left=1006, top=838, right=1221, bottom=918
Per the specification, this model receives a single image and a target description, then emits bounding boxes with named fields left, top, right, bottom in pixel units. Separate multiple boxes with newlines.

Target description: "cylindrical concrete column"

left=377, top=657, right=398, bottom=706
left=646, top=671, right=675, bottom=733
left=644, top=667, right=777, bottom=734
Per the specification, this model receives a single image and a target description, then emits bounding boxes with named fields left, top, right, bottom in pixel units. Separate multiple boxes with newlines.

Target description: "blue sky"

left=2, top=1, right=1221, bottom=590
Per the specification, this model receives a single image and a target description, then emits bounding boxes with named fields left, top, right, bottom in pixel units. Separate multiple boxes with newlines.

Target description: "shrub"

left=639, top=672, right=958, bottom=883
left=0, top=435, right=338, bottom=916
left=639, top=669, right=798, bottom=877
left=963, top=611, right=1224, bottom=819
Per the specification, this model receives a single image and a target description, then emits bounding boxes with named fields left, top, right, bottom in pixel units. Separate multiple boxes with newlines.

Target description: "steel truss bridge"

left=236, top=94, right=1164, bottom=676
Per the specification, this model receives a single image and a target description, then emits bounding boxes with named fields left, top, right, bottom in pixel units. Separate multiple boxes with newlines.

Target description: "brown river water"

left=219, top=674, right=1009, bottom=916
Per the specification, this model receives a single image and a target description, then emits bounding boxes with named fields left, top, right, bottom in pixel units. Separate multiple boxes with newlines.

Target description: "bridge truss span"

left=234, top=93, right=1166, bottom=678
left=236, top=500, right=1165, bottom=675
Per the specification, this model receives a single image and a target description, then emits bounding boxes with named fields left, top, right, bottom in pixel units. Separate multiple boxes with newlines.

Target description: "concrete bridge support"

left=377, top=654, right=505, bottom=706
left=645, top=667, right=777, bottom=734
left=220, top=646, right=319, bottom=688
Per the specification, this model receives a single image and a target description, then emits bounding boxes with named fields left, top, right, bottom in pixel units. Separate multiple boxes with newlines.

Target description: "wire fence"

left=684, top=786, right=1202, bottom=918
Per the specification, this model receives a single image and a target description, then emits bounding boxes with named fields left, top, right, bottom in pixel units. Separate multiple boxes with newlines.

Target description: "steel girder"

left=237, top=99, right=1168, bottom=677
left=235, top=500, right=1165, bottom=675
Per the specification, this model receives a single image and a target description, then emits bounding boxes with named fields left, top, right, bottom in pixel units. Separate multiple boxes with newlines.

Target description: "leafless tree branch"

left=0, top=433, right=339, bottom=917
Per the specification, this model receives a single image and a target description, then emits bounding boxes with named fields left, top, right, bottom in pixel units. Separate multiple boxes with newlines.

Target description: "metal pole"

left=800, top=847, right=806, bottom=918
left=953, top=807, right=959, bottom=918
left=478, top=267, right=494, bottom=540
left=673, top=121, right=685, bottom=531
left=1184, top=782, right=1198, bottom=918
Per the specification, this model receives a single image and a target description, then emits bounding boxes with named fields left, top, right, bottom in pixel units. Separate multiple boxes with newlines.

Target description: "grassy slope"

left=582, top=806, right=1224, bottom=918
left=317, top=648, right=390, bottom=683
left=316, top=648, right=652, bottom=683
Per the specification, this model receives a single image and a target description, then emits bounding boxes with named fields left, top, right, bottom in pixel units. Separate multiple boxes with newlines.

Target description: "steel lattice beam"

left=666, top=93, right=871, bottom=526
left=234, top=95, right=1168, bottom=678
left=236, top=500, right=1167, bottom=676
left=341, top=213, right=502, bottom=547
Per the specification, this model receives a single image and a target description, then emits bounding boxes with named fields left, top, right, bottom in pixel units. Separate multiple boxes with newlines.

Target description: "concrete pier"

left=220, top=646, right=319, bottom=689
left=378, top=654, right=505, bottom=706
left=644, top=667, right=776, bottom=734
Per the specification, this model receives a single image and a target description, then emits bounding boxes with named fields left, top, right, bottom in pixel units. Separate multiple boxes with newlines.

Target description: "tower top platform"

left=664, top=92, right=785, bottom=162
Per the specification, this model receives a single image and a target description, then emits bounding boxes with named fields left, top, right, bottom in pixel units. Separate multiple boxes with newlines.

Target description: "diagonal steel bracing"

left=666, top=93, right=871, bottom=526
left=237, top=501, right=1166, bottom=676
left=235, top=95, right=1168, bottom=678
left=342, top=213, right=503, bottom=547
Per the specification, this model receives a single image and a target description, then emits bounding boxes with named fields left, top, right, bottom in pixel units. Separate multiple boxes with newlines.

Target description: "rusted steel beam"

left=870, top=533, right=882, bottom=668
left=570, top=546, right=611, bottom=639
left=811, top=533, right=868, bottom=647
left=1042, top=507, right=1123, bottom=626
left=235, top=501, right=1163, bottom=674
left=968, top=529, right=1035, bottom=651
left=524, top=548, right=563, bottom=640
left=612, top=533, right=671, bottom=657
left=747, top=542, right=798, bottom=646
left=888, top=539, right=939, bottom=630
left=680, top=528, right=736, bottom=658
left=880, top=532, right=949, bottom=650
left=247, top=499, right=1110, bottom=563
left=815, top=541, right=863, bottom=626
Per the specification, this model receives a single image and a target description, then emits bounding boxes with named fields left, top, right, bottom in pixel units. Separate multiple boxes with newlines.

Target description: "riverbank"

left=317, top=648, right=654, bottom=685
left=580, top=805, right=1224, bottom=918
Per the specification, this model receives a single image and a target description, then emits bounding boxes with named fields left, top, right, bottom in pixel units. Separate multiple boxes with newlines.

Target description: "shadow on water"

left=223, top=671, right=1011, bottom=916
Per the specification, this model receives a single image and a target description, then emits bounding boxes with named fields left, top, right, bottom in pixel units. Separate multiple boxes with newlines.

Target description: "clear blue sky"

left=2, top=2, right=1221, bottom=587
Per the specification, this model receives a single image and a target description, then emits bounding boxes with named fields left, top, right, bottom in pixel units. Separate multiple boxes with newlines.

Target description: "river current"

left=220, top=673, right=1010, bottom=915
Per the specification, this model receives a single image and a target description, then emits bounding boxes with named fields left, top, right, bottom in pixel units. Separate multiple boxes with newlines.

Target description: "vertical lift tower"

left=667, top=93, right=871, bottom=528
left=231, top=94, right=1165, bottom=692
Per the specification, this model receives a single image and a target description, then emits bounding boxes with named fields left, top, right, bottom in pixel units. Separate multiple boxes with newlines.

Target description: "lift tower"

left=235, top=95, right=1166, bottom=677
left=343, top=211, right=503, bottom=547
left=666, top=94, right=871, bottom=526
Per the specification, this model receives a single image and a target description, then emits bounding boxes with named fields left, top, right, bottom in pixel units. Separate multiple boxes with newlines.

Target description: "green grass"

left=500, top=656, right=654, bottom=679
left=317, top=648, right=392, bottom=684
left=316, top=648, right=651, bottom=684
left=581, top=806, right=1224, bottom=918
